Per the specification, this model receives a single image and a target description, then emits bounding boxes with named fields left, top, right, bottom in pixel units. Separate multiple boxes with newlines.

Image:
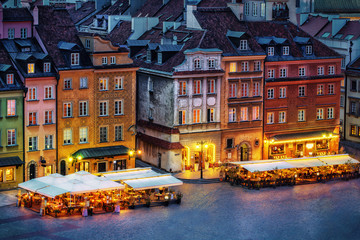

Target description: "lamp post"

left=196, top=141, right=208, bottom=179
left=128, top=149, right=142, bottom=169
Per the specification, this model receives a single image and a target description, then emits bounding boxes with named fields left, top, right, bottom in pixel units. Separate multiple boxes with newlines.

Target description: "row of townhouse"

left=124, top=4, right=342, bottom=172
left=0, top=5, right=137, bottom=189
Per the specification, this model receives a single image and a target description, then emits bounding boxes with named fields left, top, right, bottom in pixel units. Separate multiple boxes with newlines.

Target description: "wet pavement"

left=1, top=179, right=360, bottom=240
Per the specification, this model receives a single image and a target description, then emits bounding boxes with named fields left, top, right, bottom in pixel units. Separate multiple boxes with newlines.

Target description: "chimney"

left=227, top=1, right=244, bottom=21
left=300, top=13, right=308, bottom=26
left=186, top=5, right=201, bottom=29
left=163, top=0, right=169, bottom=5
left=331, top=18, right=348, bottom=37
left=75, top=1, right=82, bottom=10
left=33, top=6, right=39, bottom=25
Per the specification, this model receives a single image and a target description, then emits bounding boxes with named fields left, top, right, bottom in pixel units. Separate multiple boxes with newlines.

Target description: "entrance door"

left=240, top=144, right=249, bottom=161
left=60, top=160, right=66, bottom=175
left=29, top=164, right=36, bottom=179
left=157, top=153, right=162, bottom=169
left=98, top=162, right=107, bottom=172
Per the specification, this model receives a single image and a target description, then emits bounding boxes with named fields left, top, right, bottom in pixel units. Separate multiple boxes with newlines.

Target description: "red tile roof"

left=134, top=0, right=163, bottom=17
left=138, top=120, right=180, bottom=134
left=108, top=21, right=132, bottom=45
left=66, top=1, right=96, bottom=24
left=198, top=0, right=235, bottom=7
left=138, top=133, right=183, bottom=150
left=300, top=15, right=329, bottom=37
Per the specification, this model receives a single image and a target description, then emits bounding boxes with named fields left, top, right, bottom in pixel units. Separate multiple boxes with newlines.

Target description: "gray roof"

left=256, top=37, right=288, bottom=45
left=0, top=64, right=12, bottom=72
left=158, top=44, right=183, bottom=52
left=0, top=156, right=24, bottom=167
left=58, top=41, right=79, bottom=50
left=226, top=30, right=246, bottom=38
left=15, top=52, right=32, bottom=61
left=293, top=36, right=311, bottom=44
left=184, top=48, right=222, bottom=54
left=127, top=40, right=150, bottom=46
left=14, top=39, right=32, bottom=47
left=148, top=43, right=160, bottom=50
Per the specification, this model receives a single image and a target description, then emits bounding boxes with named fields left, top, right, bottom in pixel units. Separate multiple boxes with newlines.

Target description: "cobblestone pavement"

left=1, top=179, right=360, bottom=240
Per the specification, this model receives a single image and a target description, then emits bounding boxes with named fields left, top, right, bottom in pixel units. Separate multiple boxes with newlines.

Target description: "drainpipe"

left=344, top=41, right=353, bottom=141
left=262, top=58, right=266, bottom=160
left=22, top=89, right=26, bottom=182
left=55, top=73, right=59, bottom=173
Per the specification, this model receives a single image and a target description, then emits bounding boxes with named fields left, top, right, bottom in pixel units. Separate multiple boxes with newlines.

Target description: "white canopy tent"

left=36, top=185, right=69, bottom=199
left=123, top=175, right=183, bottom=191
left=285, top=158, right=325, bottom=168
left=18, top=179, right=49, bottom=192
left=240, top=161, right=295, bottom=172
left=66, top=171, right=124, bottom=191
left=319, top=154, right=359, bottom=166
left=101, top=168, right=162, bottom=181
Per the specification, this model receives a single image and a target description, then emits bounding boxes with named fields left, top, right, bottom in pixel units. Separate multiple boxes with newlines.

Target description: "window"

left=280, top=68, right=287, bottom=78
left=5, top=168, right=14, bottom=182
left=179, top=110, right=186, bottom=125
left=71, top=53, right=79, bottom=65
left=63, top=103, right=72, bottom=117
left=298, top=109, right=305, bottom=122
left=229, top=83, right=237, bottom=98
left=146, top=50, right=151, bottom=62
left=283, top=46, right=289, bottom=55
left=7, top=129, right=16, bottom=146
left=193, top=80, right=201, bottom=94
left=64, top=78, right=72, bottom=89
left=305, top=45, right=312, bottom=55
left=8, top=28, right=14, bottom=39
left=241, top=82, right=249, bottom=97
left=239, top=40, right=248, bottom=50
left=299, top=67, right=306, bottom=76
left=279, top=87, right=286, bottom=98
left=267, top=112, right=274, bottom=124
left=115, top=77, right=123, bottom=90
left=63, top=129, right=72, bottom=144
left=29, top=137, right=38, bottom=151
left=79, top=127, right=88, bottom=143
left=351, top=80, right=357, bottom=92
left=43, top=62, right=51, bottom=73
left=208, top=59, right=216, bottom=69
left=350, top=102, right=356, bottom=114
left=193, top=109, right=201, bottom=123
left=100, top=127, right=108, bottom=142
left=207, top=79, right=216, bottom=93
left=20, top=28, right=27, bottom=39
left=79, top=101, right=88, bottom=116
left=341, top=58, right=345, bottom=69
left=268, top=69, right=274, bottom=78
left=328, top=84, right=335, bottom=94
left=194, top=58, right=201, bottom=69
left=115, top=100, right=123, bottom=115
left=340, top=96, right=345, bottom=107
left=229, top=62, right=237, bottom=72
left=99, top=78, right=108, bottom=91
left=318, top=66, right=324, bottom=75
left=241, top=62, right=249, bottom=72
left=207, top=108, right=215, bottom=122
left=327, top=107, right=334, bottom=119
left=179, top=81, right=187, bottom=95
left=28, top=112, right=37, bottom=125
left=279, top=111, right=286, bottom=123
left=85, top=39, right=90, bottom=49
left=254, top=61, right=261, bottom=71
left=252, top=2, right=257, bottom=16
left=317, top=108, right=324, bottom=120
left=102, top=57, right=107, bottom=65
left=45, top=135, right=53, bottom=149
left=298, top=86, right=306, bottom=97
left=148, top=108, right=153, bottom=119
left=44, top=86, right=53, bottom=99
left=317, top=85, right=324, bottom=95
left=261, top=3, right=265, bottom=16
left=157, top=53, right=162, bottom=64
left=28, top=63, right=34, bottom=74
left=115, top=126, right=123, bottom=141
left=351, top=125, right=357, bottom=136
left=229, top=108, right=236, bottom=122
left=328, top=66, right=335, bottom=75
left=110, top=56, right=116, bottom=64
left=240, top=107, right=248, bottom=121
left=253, top=82, right=260, bottom=96
left=267, top=88, right=274, bottom=99
left=245, top=2, right=250, bottom=15
left=6, top=74, right=14, bottom=84
left=28, top=87, right=37, bottom=100
left=99, top=101, right=108, bottom=116
left=252, top=106, right=260, bottom=120
left=44, top=111, right=53, bottom=124
left=148, top=77, right=153, bottom=92
left=268, top=47, right=274, bottom=56
left=80, top=77, right=88, bottom=89
left=7, top=100, right=16, bottom=116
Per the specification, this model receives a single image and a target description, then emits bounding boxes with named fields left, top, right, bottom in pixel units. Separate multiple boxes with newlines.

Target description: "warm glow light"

left=68, top=157, right=73, bottom=163
left=137, top=150, right=142, bottom=155
left=196, top=145, right=200, bottom=149
left=77, top=156, right=82, bottom=161
left=306, top=143, right=314, bottom=149
left=129, top=150, right=135, bottom=157
left=322, top=134, right=326, bottom=138
left=204, top=144, right=209, bottom=149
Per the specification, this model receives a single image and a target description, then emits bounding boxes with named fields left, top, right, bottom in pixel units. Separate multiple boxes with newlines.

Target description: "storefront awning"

left=123, top=175, right=183, bottom=190
left=0, top=156, right=24, bottom=167
left=285, top=158, right=325, bottom=168
left=241, top=161, right=295, bottom=172
left=66, top=171, right=124, bottom=191
left=36, top=185, right=69, bottom=199
left=270, top=130, right=335, bottom=143
left=71, top=145, right=129, bottom=159
left=101, top=168, right=162, bottom=181
left=319, top=154, right=360, bottom=165
left=18, top=179, right=49, bottom=192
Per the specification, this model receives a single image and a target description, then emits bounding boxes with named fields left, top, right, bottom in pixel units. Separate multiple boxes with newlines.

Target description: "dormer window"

left=194, top=58, right=201, bottom=69
left=157, top=52, right=162, bottom=64
left=306, top=45, right=312, bottom=55
left=268, top=47, right=274, bottom=56
left=208, top=59, right=216, bottom=69
left=8, top=28, right=15, bottom=40
left=146, top=50, right=151, bottom=62
left=239, top=40, right=248, bottom=50
left=283, top=46, right=289, bottom=55
left=21, top=47, right=31, bottom=52
left=85, top=39, right=90, bottom=49
left=6, top=74, right=14, bottom=84
left=44, top=62, right=51, bottom=73
left=28, top=63, right=35, bottom=74
left=71, top=53, right=79, bottom=66
left=20, top=28, right=27, bottom=39
left=110, top=56, right=116, bottom=64
left=102, top=57, right=108, bottom=65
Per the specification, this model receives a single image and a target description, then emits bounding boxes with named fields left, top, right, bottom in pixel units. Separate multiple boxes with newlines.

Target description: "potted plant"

left=176, top=191, right=183, bottom=204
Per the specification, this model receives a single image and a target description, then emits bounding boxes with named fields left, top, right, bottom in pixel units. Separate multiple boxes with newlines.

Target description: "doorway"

left=29, top=164, right=36, bottom=180
left=157, top=153, right=162, bottom=169
left=239, top=143, right=250, bottom=161
left=98, top=162, right=107, bottom=172
left=60, top=160, right=66, bottom=175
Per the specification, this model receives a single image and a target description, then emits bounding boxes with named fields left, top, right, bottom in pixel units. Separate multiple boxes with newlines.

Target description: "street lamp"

left=196, top=141, right=208, bottom=179
left=128, top=149, right=142, bottom=168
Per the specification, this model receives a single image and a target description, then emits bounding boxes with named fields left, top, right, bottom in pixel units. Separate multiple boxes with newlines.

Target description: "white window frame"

left=229, top=108, right=236, bottom=122
left=44, top=110, right=53, bottom=124
left=305, top=45, right=312, bottom=55
left=71, top=53, right=80, bottom=66
left=268, top=69, right=274, bottom=78
left=229, top=83, right=237, bottom=98
left=299, top=67, right=306, bottom=77
left=7, top=129, right=16, bottom=146
left=100, top=126, right=108, bottom=143
left=194, top=58, right=201, bottom=69
left=193, top=80, right=201, bottom=95
left=207, top=79, right=216, bottom=94
left=241, top=61, right=249, bottom=72
left=7, top=100, right=16, bottom=116
left=328, top=66, right=335, bottom=75
left=317, top=108, right=324, bottom=120
left=327, top=107, right=334, bottom=119
left=298, top=109, right=305, bottom=122
left=29, top=136, right=38, bottom=151
left=115, top=76, right=124, bottom=90
left=283, top=46, right=289, bottom=55
left=252, top=2, right=257, bottom=16
left=207, top=108, right=215, bottom=122
left=253, top=82, right=261, bottom=96
left=115, top=100, right=123, bottom=115
left=193, top=109, right=201, bottom=124
left=99, top=78, right=108, bottom=91
left=279, top=111, right=286, bottom=123
left=20, top=28, right=27, bottom=39
left=45, top=135, right=53, bottom=149
left=110, top=56, right=116, bottom=65
left=79, top=101, right=88, bottom=116
left=80, top=77, right=88, bottom=89
left=245, top=2, right=250, bottom=16
left=317, top=84, right=324, bottom=95
left=63, top=129, right=72, bottom=145
left=229, top=62, right=237, bottom=72
left=102, top=57, right=108, bottom=65
left=279, top=87, right=286, bottom=98
left=99, top=101, right=108, bottom=116
left=298, top=86, right=306, bottom=97
left=267, top=112, right=274, bottom=124
left=28, top=63, right=35, bottom=74
left=239, top=40, right=248, bottom=50
left=268, top=47, right=274, bottom=56
left=179, top=110, right=186, bottom=125
left=241, top=82, right=249, bottom=97
left=63, top=102, right=72, bottom=118
left=254, top=61, right=261, bottom=71
left=328, top=84, right=335, bottom=95
left=317, top=66, right=324, bottom=76
left=240, top=107, right=248, bottom=121
left=64, top=78, right=72, bottom=89
left=252, top=106, right=260, bottom=120
left=115, top=125, right=123, bottom=141
left=28, top=87, right=37, bottom=100
left=7, top=74, right=14, bottom=85
left=79, top=127, right=88, bottom=143
left=208, top=59, right=216, bottom=69
left=267, top=88, right=274, bottom=99
left=280, top=68, right=287, bottom=78
left=28, top=112, right=38, bottom=125
left=44, top=86, right=53, bottom=99
left=43, top=62, right=51, bottom=73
